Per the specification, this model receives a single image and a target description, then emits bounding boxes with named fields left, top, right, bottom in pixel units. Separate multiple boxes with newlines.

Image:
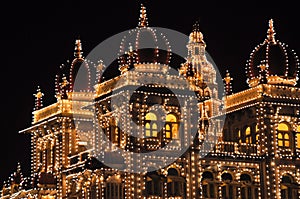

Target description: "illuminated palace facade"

left=1, top=4, right=300, bottom=199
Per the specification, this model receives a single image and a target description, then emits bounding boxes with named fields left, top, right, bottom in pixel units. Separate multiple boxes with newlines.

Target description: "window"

left=245, top=127, right=252, bottom=144
left=277, top=123, right=291, bottom=148
left=255, top=125, right=259, bottom=144
left=145, top=171, right=162, bottom=196
left=281, top=174, right=298, bottom=199
left=165, top=114, right=179, bottom=139
left=240, top=174, right=255, bottom=199
left=105, top=175, right=123, bottom=199
left=145, top=112, right=158, bottom=137
left=201, top=171, right=215, bottom=198
left=221, top=173, right=234, bottom=199
left=167, top=168, right=185, bottom=197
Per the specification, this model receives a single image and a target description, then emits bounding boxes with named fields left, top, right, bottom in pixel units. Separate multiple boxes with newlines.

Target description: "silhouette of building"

left=1, top=4, right=300, bottom=199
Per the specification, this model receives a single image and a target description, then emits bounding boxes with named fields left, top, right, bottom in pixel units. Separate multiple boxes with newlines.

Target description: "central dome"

left=246, top=19, right=299, bottom=87
left=118, top=4, right=171, bottom=73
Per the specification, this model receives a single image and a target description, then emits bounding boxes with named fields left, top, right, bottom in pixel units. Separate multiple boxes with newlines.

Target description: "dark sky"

left=1, top=0, right=300, bottom=185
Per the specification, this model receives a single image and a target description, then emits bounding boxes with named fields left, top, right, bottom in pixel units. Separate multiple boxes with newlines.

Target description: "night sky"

left=1, top=0, right=300, bottom=185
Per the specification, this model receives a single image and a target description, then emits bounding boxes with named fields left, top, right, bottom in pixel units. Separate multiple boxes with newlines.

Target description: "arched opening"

left=105, top=175, right=124, bottom=199
left=145, top=112, right=158, bottom=137
left=240, top=173, right=256, bottom=199
left=245, top=127, right=252, bottom=144
left=221, top=172, right=234, bottom=199
left=201, top=171, right=215, bottom=198
left=167, top=168, right=185, bottom=197
left=165, top=113, right=179, bottom=139
left=145, top=170, right=163, bottom=197
left=281, top=174, right=299, bottom=199
left=277, top=122, right=292, bottom=148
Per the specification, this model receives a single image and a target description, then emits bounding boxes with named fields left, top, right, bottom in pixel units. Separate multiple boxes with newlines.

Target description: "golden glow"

left=166, top=114, right=179, bottom=139
left=145, top=123, right=151, bottom=137
left=278, top=123, right=289, bottom=131
left=245, top=127, right=251, bottom=144
left=284, top=134, right=290, bottom=147
left=278, top=133, right=283, bottom=147
left=145, top=112, right=157, bottom=121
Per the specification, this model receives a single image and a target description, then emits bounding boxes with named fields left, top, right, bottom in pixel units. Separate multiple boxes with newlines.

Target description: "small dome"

left=189, top=21, right=205, bottom=45
left=246, top=19, right=299, bottom=87
left=118, top=4, right=171, bottom=72
left=55, top=39, right=95, bottom=99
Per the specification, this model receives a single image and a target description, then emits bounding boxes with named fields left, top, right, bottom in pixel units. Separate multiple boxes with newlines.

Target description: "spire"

left=33, top=86, right=43, bottom=111
left=266, top=19, right=276, bottom=43
left=74, top=38, right=83, bottom=58
left=138, top=4, right=148, bottom=28
left=193, top=20, right=200, bottom=32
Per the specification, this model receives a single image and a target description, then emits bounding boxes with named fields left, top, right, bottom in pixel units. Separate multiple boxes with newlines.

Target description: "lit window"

left=255, top=125, right=259, bottom=144
left=165, top=114, right=179, bottom=139
left=145, top=112, right=158, bottom=137
left=277, top=123, right=291, bottom=148
left=245, top=127, right=252, bottom=144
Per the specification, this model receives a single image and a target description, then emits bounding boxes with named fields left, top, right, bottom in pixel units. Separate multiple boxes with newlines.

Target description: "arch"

left=201, top=171, right=215, bottom=198
left=145, top=112, right=158, bottom=137
left=146, top=112, right=157, bottom=121
left=281, top=174, right=298, bottom=199
left=167, top=168, right=179, bottom=176
left=245, top=126, right=252, bottom=144
left=221, top=172, right=234, bottom=199
left=201, top=171, right=214, bottom=181
left=221, top=172, right=233, bottom=182
left=278, top=122, right=290, bottom=131
left=165, top=113, right=179, bottom=139
left=277, top=122, right=292, bottom=148
left=240, top=173, right=252, bottom=183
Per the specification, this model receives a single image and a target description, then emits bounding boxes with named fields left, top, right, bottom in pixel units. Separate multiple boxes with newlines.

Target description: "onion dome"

left=246, top=19, right=300, bottom=87
left=118, top=4, right=171, bottom=73
left=55, top=38, right=95, bottom=99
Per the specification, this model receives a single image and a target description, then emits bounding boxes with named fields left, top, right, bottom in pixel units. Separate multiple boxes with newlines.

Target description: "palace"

left=1, top=4, right=300, bottom=199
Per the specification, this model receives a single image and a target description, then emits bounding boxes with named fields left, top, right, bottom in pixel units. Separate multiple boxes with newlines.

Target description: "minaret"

left=33, top=86, right=43, bottom=111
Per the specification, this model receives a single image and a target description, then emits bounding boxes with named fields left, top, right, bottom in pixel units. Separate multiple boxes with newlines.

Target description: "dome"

left=55, top=39, right=95, bottom=99
left=118, top=4, right=171, bottom=73
left=246, top=19, right=299, bottom=87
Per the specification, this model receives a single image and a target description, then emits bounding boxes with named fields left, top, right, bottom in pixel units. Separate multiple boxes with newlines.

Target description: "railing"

left=213, top=141, right=260, bottom=156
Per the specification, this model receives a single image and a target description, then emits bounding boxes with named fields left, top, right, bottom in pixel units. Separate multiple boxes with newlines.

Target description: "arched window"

left=145, top=112, right=158, bottom=137
left=145, top=171, right=162, bottom=196
left=281, top=174, right=298, bottom=199
left=245, top=127, right=252, bottom=144
left=165, top=113, right=179, bottom=139
left=201, top=171, right=215, bottom=198
left=277, top=123, right=291, bottom=148
left=240, top=174, right=254, bottom=199
left=221, top=173, right=234, bottom=199
left=105, top=175, right=123, bottom=199
left=167, top=168, right=185, bottom=197
left=296, top=126, right=300, bottom=149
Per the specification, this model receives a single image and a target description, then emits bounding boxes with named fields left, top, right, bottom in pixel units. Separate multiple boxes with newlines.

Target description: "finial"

left=33, top=86, right=43, bottom=111
left=138, top=4, right=148, bottom=28
left=192, top=20, right=200, bottom=32
left=267, top=19, right=276, bottom=43
left=224, top=70, right=233, bottom=95
left=74, top=38, right=83, bottom=58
